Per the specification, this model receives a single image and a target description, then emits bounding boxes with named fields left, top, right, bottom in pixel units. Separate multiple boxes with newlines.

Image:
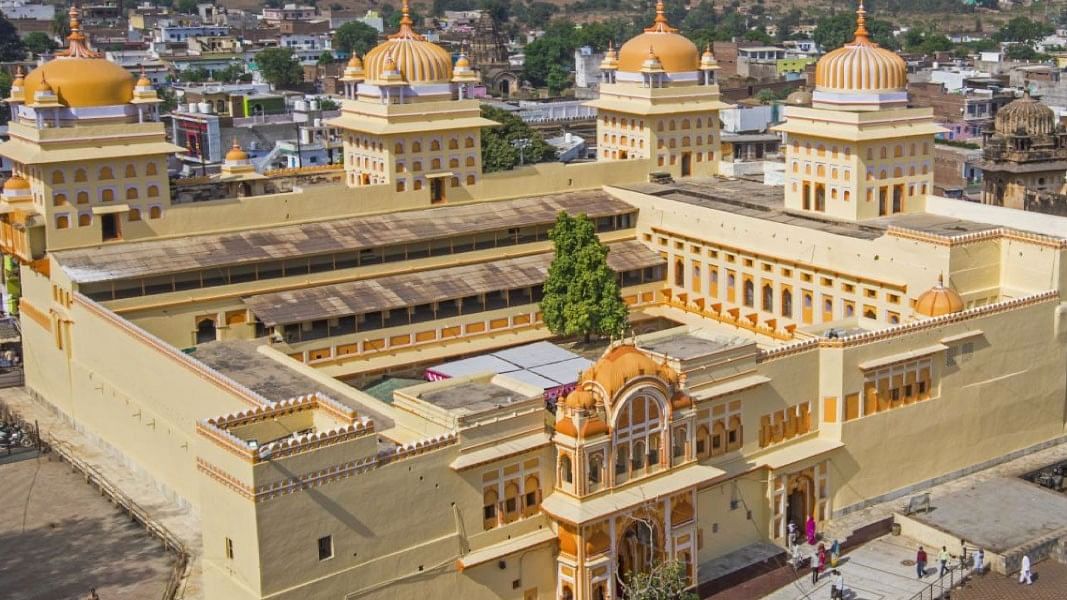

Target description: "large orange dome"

left=22, top=7, right=134, bottom=108
left=363, top=0, right=452, bottom=84
left=814, top=4, right=906, bottom=93
left=618, top=1, right=700, bottom=73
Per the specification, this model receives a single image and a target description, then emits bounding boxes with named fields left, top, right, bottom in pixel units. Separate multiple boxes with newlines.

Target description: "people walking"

left=806, top=514, right=817, bottom=545
left=788, top=520, right=798, bottom=549
left=1019, top=554, right=1033, bottom=584
left=830, top=570, right=845, bottom=599
left=818, top=543, right=827, bottom=576
left=830, top=538, right=841, bottom=568
left=938, top=546, right=950, bottom=577
left=811, top=559, right=820, bottom=584
left=916, top=546, right=928, bottom=579
left=974, top=548, right=984, bottom=575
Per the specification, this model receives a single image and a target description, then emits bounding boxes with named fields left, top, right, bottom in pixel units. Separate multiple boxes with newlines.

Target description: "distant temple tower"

left=977, top=92, right=1067, bottom=210
left=467, top=11, right=518, bottom=97
left=585, top=1, right=729, bottom=179
left=774, top=2, right=944, bottom=221
left=329, top=1, right=497, bottom=202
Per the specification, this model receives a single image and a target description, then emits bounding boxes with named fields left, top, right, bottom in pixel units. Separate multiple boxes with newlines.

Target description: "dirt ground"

left=0, top=453, right=176, bottom=600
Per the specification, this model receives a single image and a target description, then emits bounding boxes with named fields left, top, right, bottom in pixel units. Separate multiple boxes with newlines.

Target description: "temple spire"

left=388, top=0, right=424, bottom=40
left=645, top=0, right=677, bottom=33
left=853, top=0, right=870, bottom=43
left=59, top=5, right=100, bottom=58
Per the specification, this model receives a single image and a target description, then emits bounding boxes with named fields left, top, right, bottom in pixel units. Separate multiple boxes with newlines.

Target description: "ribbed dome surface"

left=914, top=276, right=964, bottom=318
left=618, top=1, right=699, bottom=73
left=786, top=86, right=813, bottom=106
left=814, top=6, right=906, bottom=93
left=23, top=7, right=135, bottom=108
left=995, top=93, right=1056, bottom=136
left=364, top=1, right=452, bottom=83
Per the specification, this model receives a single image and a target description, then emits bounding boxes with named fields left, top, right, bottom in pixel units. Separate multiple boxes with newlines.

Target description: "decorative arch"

left=125, top=164, right=137, bottom=178
left=74, top=168, right=87, bottom=182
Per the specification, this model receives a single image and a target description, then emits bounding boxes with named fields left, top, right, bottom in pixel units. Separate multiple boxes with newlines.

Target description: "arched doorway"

left=616, top=520, right=656, bottom=594
left=196, top=318, right=217, bottom=344
left=786, top=476, right=813, bottom=535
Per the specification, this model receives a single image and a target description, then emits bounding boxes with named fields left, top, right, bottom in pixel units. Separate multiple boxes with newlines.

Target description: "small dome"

left=914, top=275, right=964, bottom=317
left=23, top=7, right=135, bottom=108
left=225, top=140, right=248, bottom=162
left=786, top=86, right=813, bottom=106
left=136, top=66, right=152, bottom=88
left=347, top=54, right=363, bottom=69
left=599, top=42, right=619, bottom=70
left=814, top=3, right=906, bottom=94
left=700, top=44, right=718, bottom=70
left=995, top=92, right=1056, bottom=136
left=3, top=175, right=30, bottom=191
left=618, top=1, right=700, bottom=73
left=564, top=389, right=596, bottom=410
left=452, top=51, right=479, bottom=83
left=586, top=344, right=676, bottom=400
left=641, top=47, right=665, bottom=73
left=555, top=416, right=578, bottom=437
left=363, top=0, right=452, bottom=84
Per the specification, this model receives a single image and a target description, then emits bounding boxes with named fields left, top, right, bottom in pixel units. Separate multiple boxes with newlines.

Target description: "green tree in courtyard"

left=255, top=47, right=304, bottom=88
left=620, top=560, right=698, bottom=600
left=541, top=212, right=628, bottom=343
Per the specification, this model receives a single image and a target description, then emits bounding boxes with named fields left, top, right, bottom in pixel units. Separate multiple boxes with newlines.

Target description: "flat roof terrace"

left=190, top=339, right=395, bottom=429
left=616, top=177, right=1002, bottom=241
left=55, top=190, right=636, bottom=287
left=243, top=239, right=663, bottom=328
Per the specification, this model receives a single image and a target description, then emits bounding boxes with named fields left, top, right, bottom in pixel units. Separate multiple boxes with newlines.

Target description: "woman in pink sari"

left=806, top=514, right=817, bottom=545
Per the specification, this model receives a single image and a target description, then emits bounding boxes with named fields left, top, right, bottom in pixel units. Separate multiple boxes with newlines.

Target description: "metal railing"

left=44, top=434, right=191, bottom=600
left=907, top=560, right=971, bottom=600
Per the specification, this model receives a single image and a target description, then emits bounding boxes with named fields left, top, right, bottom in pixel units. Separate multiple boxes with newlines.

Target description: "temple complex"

left=2, top=4, right=1067, bottom=600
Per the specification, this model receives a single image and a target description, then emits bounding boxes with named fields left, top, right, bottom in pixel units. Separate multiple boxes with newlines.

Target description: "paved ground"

left=761, top=536, right=943, bottom=600
left=0, top=453, right=175, bottom=600
left=907, top=477, right=1067, bottom=553
left=955, top=560, right=1067, bottom=600
left=0, top=387, right=203, bottom=599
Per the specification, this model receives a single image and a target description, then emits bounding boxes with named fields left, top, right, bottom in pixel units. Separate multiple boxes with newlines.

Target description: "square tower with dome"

left=585, top=2, right=731, bottom=180
left=774, top=2, right=945, bottom=221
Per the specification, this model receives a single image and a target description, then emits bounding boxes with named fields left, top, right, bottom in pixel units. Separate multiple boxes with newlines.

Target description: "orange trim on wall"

left=19, top=298, right=51, bottom=332
left=823, top=396, right=838, bottom=423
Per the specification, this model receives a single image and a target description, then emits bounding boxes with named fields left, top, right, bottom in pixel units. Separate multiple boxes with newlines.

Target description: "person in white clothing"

left=1019, top=554, right=1033, bottom=584
left=974, top=548, right=984, bottom=574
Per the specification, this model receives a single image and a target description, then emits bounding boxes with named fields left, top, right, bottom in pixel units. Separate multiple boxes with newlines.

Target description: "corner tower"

left=586, top=2, right=730, bottom=179
left=329, top=0, right=498, bottom=202
left=774, top=2, right=944, bottom=220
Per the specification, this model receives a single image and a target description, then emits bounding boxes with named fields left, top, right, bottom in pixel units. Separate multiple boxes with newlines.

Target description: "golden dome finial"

left=61, top=4, right=100, bottom=58
left=13, top=65, right=24, bottom=83
left=854, top=0, right=870, bottom=43
left=646, top=0, right=677, bottom=33
left=389, top=0, right=425, bottom=40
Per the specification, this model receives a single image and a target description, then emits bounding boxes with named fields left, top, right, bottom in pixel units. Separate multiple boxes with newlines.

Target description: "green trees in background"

left=256, top=47, right=304, bottom=88
left=541, top=212, right=628, bottom=343
left=333, top=21, right=379, bottom=57
left=480, top=105, right=555, bottom=172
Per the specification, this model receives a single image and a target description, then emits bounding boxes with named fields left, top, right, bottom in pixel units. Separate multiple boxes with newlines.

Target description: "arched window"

left=450, top=176, right=459, bottom=187
left=711, top=421, right=726, bottom=456
left=431, top=158, right=441, bottom=170
left=880, top=170, right=887, bottom=180
left=743, top=279, right=754, bottom=307
left=128, top=208, right=141, bottom=222
left=523, top=475, right=540, bottom=516
left=465, top=137, right=475, bottom=148
left=147, top=185, right=159, bottom=198
left=196, top=318, right=216, bottom=344
left=76, top=191, right=89, bottom=204
left=56, top=215, right=70, bottom=229
left=125, top=164, right=137, bottom=178
left=449, top=158, right=459, bottom=169
left=74, top=168, right=87, bottom=182
left=396, top=181, right=406, bottom=192
left=560, top=455, right=573, bottom=484
left=53, top=193, right=67, bottom=206
left=412, top=141, right=422, bottom=153
left=99, top=167, right=114, bottom=180
left=503, top=481, right=520, bottom=522
left=696, top=425, right=710, bottom=458
left=816, top=165, right=825, bottom=177
left=448, top=138, right=458, bottom=150
left=674, top=258, right=684, bottom=287
left=414, top=180, right=423, bottom=191
left=126, top=187, right=139, bottom=200
left=672, top=425, right=686, bottom=460
left=51, top=170, right=64, bottom=184
left=894, top=167, right=903, bottom=178
left=727, top=416, right=743, bottom=450
left=146, top=162, right=157, bottom=176
left=430, top=140, right=441, bottom=151
left=395, top=142, right=404, bottom=154
left=681, top=119, right=690, bottom=129
left=632, top=440, right=646, bottom=470
left=413, top=161, right=422, bottom=172
left=880, top=147, right=888, bottom=159
left=588, top=454, right=603, bottom=489
left=149, top=206, right=162, bottom=219
left=762, top=284, right=773, bottom=312
left=466, top=174, right=476, bottom=185
left=894, top=145, right=903, bottom=158
left=866, top=148, right=874, bottom=161
left=465, top=156, right=475, bottom=167
left=101, top=189, right=114, bottom=202
left=78, top=213, right=91, bottom=227
left=782, top=288, right=793, bottom=317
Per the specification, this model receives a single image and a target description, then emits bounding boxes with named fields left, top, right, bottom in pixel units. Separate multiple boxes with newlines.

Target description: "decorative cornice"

left=887, top=225, right=1067, bottom=250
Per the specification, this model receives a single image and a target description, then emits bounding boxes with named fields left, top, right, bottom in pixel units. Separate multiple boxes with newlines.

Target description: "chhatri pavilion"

left=2, top=4, right=1067, bottom=600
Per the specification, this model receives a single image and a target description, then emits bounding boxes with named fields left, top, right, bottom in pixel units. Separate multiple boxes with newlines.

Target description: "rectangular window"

left=317, top=535, right=333, bottom=561
left=225, top=537, right=234, bottom=560
left=505, top=498, right=517, bottom=513
left=483, top=504, right=496, bottom=520
left=525, top=491, right=537, bottom=508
